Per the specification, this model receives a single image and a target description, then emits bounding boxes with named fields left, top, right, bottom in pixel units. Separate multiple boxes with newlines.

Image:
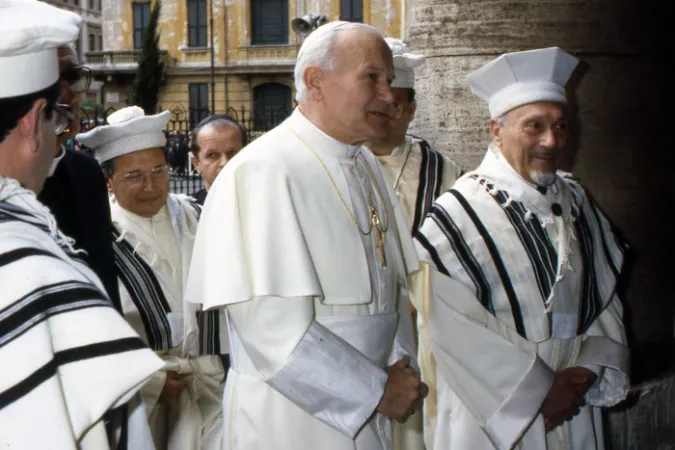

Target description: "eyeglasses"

left=114, top=165, right=170, bottom=188
left=54, top=104, right=74, bottom=136
left=60, top=65, right=92, bottom=94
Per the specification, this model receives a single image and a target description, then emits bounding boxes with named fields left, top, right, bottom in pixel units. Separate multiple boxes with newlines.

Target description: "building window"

left=340, top=0, right=363, bottom=22
left=133, top=2, right=150, bottom=49
left=253, top=83, right=291, bottom=130
left=89, top=34, right=96, bottom=52
left=98, top=35, right=103, bottom=51
left=189, top=84, right=209, bottom=128
left=251, top=0, right=288, bottom=45
left=188, top=0, right=208, bottom=47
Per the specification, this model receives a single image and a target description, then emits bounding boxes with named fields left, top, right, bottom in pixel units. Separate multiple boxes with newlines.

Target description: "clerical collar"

left=289, top=109, right=361, bottom=159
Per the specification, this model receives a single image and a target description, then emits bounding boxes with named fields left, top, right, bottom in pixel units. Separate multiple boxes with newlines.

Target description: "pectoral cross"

left=371, top=204, right=387, bottom=269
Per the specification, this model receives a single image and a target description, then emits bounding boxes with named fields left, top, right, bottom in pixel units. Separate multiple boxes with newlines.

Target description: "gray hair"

left=294, top=22, right=382, bottom=104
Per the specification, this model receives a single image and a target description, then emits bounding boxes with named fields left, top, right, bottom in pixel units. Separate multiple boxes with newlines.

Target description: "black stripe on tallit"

left=427, top=204, right=494, bottom=314
left=448, top=189, right=527, bottom=338
left=479, top=179, right=558, bottom=303
left=411, top=140, right=445, bottom=234
left=572, top=199, right=603, bottom=334
left=0, top=337, right=146, bottom=410
left=197, top=310, right=221, bottom=355
left=0, top=247, right=59, bottom=267
left=112, top=227, right=172, bottom=351
left=414, top=231, right=450, bottom=277
left=0, top=281, right=111, bottom=348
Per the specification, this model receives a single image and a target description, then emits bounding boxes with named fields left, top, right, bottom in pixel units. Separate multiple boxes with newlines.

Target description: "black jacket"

left=38, top=149, right=121, bottom=311
left=194, top=188, right=208, bottom=206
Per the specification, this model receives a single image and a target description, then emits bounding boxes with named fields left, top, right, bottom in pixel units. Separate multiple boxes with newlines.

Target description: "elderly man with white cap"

left=414, top=47, right=629, bottom=449
left=364, top=38, right=462, bottom=450
left=77, top=106, right=226, bottom=450
left=0, top=1, right=162, bottom=449
left=186, top=21, right=427, bottom=450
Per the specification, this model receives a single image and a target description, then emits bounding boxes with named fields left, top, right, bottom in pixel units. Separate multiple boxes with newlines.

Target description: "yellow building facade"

left=88, top=0, right=406, bottom=128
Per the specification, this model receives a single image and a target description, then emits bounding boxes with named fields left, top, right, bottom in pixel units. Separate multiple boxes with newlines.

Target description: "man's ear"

left=304, top=66, right=323, bottom=101
left=409, top=99, right=417, bottom=122
left=105, top=174, right=114, bottom=193
left=190, top=154, right=201, bottom=174
left=490, top=118, right=503, bottom=148
left=18, top=99, right=47, bottom=154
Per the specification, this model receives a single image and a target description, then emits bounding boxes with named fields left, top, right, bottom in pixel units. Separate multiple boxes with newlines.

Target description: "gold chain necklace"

left=291, top=128, right=390, bottom=268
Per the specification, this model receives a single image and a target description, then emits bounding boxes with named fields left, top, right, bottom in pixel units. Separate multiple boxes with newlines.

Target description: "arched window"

left=253, top=83, right=291, bottom=130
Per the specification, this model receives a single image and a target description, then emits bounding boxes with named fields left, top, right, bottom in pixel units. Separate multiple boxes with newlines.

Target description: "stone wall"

left=407, top=0, right=675, bottom=378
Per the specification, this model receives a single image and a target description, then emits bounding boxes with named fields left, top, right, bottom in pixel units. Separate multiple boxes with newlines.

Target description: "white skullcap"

left=468, top=47, right=579, bottom=118
left=77, top=106, right=171, bottom=163
left=385, top=38, right=426, bottom=89
left=0, top=0, right=82, bottom=99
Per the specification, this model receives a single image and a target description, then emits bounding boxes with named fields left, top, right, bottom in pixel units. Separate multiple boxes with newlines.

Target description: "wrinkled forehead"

left=113, top=147, right=167, bottom=171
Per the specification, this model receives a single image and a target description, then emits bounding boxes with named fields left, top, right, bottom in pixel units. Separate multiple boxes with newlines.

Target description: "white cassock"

left=186, top=109, right=420, bottom=450
left=414, top=147, right=629, bottom=450
left=372, top=135, right=462, bottom=450
left=0, top=177, right=163, bottom=449
left=111, top=193, right=225, bottom=450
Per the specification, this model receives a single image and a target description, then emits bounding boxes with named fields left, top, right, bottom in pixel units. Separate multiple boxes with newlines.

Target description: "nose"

left=140, top=175, right=157, bottom=191
left=540, top=128, right=557, bottom=149
left=380, top=82, right=394, bottom=105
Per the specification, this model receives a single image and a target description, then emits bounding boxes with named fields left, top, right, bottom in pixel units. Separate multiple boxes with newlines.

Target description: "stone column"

left=407, top=0, right=674, bottom=380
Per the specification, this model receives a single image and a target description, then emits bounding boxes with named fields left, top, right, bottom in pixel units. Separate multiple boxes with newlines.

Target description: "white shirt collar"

left=47, top=146, right=66, bottom=178
left=288, top=109, right=362, bottom=159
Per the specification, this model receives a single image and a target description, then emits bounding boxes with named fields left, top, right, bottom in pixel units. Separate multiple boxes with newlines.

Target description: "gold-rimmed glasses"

left=114, top=165, right=170, bottom=188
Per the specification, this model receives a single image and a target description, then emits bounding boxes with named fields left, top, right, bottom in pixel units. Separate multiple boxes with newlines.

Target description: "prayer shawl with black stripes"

left=110, top=192, right=225, bottom=450
left=0, top=177, right=162, bottom=449
left=375, top=135, right=462, bottom=234
left=414, top=148, right=630, bottom=450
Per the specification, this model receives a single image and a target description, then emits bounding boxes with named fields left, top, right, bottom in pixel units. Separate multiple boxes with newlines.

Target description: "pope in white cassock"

left=414, top=47, right=630, bottom=450
left=186, top=21, right=428, bottom=450
left=0, top=1, right=162, bottom=449
left=77, top=107, right=226, bottom=450
left=364, top=37, right=463, bottom=450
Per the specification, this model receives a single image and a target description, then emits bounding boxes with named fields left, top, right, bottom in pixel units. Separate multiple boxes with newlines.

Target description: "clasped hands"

left=540, top=366, right=597, bottom=432
left=376, top=355, right=429, bottom=423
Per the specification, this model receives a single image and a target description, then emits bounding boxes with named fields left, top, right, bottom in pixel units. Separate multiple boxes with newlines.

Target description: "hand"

left=541, top=367, right=593, bottom=432
left=376, top=355, right=428, bottom=423
left=158, top=371, right=187, bottom=403
left=566, top=366, right=597, bottom=396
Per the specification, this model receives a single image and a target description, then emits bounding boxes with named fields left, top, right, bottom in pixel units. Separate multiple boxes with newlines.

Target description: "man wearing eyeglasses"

left=38, top=44, right=121, bottom=312
left=77, top=105, right=226, bottom=450
left=0, top=2, right=162, bottom=448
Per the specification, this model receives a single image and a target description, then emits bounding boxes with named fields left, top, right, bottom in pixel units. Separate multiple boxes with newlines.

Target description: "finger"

left=419, top=382, right=430, bottom=398
left=394, top=355, right=411, bottom=369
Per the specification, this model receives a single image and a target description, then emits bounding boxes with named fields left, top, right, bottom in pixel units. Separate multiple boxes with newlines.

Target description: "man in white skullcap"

left=414, top=47, right=629, bottom=449
left=77, top=106, right=226, bottom=450
left=0, top=1, right=162, bottom=449
left=364, top=38, right=463, bottom=450
left=185, top=21, right=427, bottom=450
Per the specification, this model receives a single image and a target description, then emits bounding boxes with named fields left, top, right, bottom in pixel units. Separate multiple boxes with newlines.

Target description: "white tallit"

left=414, top=147, right=629, bottom=449
left=0, top=176, right=163, bottom=449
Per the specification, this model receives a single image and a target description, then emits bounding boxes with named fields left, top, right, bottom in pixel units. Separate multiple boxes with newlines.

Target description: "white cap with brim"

left=385, top=38, right=426, bottom=89
left=0, top=0, right=82, bottom=99
left=468, top=47, right=579, bottom=118
left=77, top=106, right=171, bottom=163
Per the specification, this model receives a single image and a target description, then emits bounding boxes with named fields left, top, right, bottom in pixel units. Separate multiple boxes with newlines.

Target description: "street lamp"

left=291, top=13, right=329, bottom=37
